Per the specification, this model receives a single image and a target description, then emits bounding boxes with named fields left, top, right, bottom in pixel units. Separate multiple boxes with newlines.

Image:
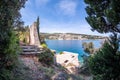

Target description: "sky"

left=20, top=0, right=108, bottom=36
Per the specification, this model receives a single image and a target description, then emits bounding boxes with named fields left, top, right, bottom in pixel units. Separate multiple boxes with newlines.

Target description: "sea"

left=45, top=39, right=104, bottom=62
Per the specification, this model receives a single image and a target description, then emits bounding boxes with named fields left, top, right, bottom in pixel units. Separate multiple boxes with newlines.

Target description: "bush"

left=82, top=42, right=87, bottom=48
left=0, top=69, right=13, bottom=80
left=0, top=0, right=27, bottom=79
left=82, top=42, right=94, bottom=54
left=38, top=48, right=54, bottom=65
left=79, top=55, right=91, bottom=76
left=41, top=43, right=47, bottom=48
left=88, top=35, right=120, bottom=80
left=39, top=66, right=55, bottom=78
left=0, top=30, right=20, bottom=80
left=60, top=52, right=64, bottom=54
left=40, top=35, right=46, bottom=44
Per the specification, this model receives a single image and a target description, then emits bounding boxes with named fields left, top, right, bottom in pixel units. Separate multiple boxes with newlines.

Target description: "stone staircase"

left=20, top=45, right=44, bottom=55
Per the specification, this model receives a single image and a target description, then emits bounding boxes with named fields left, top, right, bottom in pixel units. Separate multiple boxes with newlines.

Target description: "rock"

left=39, top=74, right=51, bottom=80
left=52, top=72, right=68, bottom=80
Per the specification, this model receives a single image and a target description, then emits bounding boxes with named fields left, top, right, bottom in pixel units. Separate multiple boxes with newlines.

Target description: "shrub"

left=0, top=0, right=26, bottom=80
left=60, top=52, right=64, bottom=54
left=39, top=66, right=55, bottom=78
left=79, top=55, right=91, bottom=76
left=82, top=42, right=87, bottom=48
left=38, top=48, right=54, bottom=65
left=88, top=35, right=120, bottom=80
left=41, top=43, right=48, bottom=48
left=82, top=42, right=94, bottom=54
left=40, top=35, right=46, bottom=44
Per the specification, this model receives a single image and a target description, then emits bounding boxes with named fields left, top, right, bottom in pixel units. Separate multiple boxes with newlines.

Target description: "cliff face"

left=41, top=33, right=106, bottom=40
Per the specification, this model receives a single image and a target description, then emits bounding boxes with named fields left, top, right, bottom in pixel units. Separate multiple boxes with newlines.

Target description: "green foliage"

left=0, top=68, right=15, bottom=80
left=68, top=74, right=83, bottom=80
left=84, top=0, right=120, bottom=80
left=79, top=55, right=91, bottom=77
left=38, top=48, right=54, bottom=65
left=84, top=0, right=120, bottom=33
left=40, top=35, right=46, bottom=44
left=82, top=42, right=87, bottom=48
left=41, top=43, right=48, bottom=48
left=39, top=66, right=55, bottom=78
left=88, top=34, right=120, bottom=80
left=18, top=26, right=29, bottom=44
left=59, top=52, right=63, bottom=54
left=23, top=38, right=27, bottom=44
left=36, top=16, right=41, bottom=42
left=89, top=42, right=94, bottom=49
left=82, top=42, right=94, bottom=54
left=12, top=62, right=34, bottom=80
left=0, top=0, right=27, bottom=79
left=0, top=30, right=25, bottom=80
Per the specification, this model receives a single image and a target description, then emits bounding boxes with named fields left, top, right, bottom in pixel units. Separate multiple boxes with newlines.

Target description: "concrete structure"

left=29, top=22, right=40, bottom=47
left=56, top=51, right=80, bottom=73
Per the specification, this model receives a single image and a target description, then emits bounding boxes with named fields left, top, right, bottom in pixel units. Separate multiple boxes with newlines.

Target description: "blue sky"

left=20, top=0, right=107, bottom=36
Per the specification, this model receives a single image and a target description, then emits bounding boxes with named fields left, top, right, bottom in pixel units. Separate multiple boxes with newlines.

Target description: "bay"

left=45, top=39, right=103, bottom=62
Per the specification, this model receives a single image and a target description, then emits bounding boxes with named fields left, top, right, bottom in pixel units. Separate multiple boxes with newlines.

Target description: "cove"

left=46, top=40, right=103, bottom=62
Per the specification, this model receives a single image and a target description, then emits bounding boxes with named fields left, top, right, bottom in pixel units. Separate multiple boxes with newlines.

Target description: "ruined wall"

left=29, top=22, right=40, bottom=47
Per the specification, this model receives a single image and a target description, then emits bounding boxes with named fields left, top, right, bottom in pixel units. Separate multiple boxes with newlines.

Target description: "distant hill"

left=40, top=32, right=107, bottom=40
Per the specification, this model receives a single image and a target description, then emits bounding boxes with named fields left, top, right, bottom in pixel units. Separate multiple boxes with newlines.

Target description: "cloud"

left=35, top=0, right=50, bottom=8
left=20, top=0, right=108, bottom=36
left=56, top=0, right=78, bottom=16
left=40, top=18, right=107, bottom=36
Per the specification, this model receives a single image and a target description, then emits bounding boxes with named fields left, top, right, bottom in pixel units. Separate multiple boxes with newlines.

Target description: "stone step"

left=21, top=51, right=42, bottom=55
left=22, top=48, right=43, bottom=51
left=20, top=45, right=45, bottom=55
left=20, top=45, right=37, bottom=49
left=22, top=49, right=38, bottom=52
left=21, top=45, right=43, bottom=50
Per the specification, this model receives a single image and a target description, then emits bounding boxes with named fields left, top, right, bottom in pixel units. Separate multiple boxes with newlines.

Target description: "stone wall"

left=29, top=22, right=40, bottom=47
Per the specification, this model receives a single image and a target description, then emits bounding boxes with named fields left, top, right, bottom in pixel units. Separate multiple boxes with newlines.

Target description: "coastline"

left=46, top=38, right=105, bottom=41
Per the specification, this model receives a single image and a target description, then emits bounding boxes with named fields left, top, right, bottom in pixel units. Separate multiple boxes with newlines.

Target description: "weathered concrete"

left=56, top=51, right=80, bottom=73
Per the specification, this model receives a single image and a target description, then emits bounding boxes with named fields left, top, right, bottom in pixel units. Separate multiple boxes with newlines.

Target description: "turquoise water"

left=46, top=40, right=103, bottom=62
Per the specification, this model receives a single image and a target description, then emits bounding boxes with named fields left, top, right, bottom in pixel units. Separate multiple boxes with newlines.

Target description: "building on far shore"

left=41, top=33, right=106, bottom=40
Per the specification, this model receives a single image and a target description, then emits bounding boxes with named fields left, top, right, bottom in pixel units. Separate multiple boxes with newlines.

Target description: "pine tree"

left=84, top=0, right=120, bottom=79
left=88, top=34, right=120, bottom=80
left=36, top=16, right=41, bottom=44
left=84, top=0, right=120, bottom=33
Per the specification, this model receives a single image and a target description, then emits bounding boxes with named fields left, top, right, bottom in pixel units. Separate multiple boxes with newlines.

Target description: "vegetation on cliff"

left=38, top=47, right=54, bottom=66
left=0, top=0, right=27, bottom=80
left=84, top=0, right=120, bottom=79
left=89, top=34, right=120, bottom=80
left=82, top=42, right=95, bottom=54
